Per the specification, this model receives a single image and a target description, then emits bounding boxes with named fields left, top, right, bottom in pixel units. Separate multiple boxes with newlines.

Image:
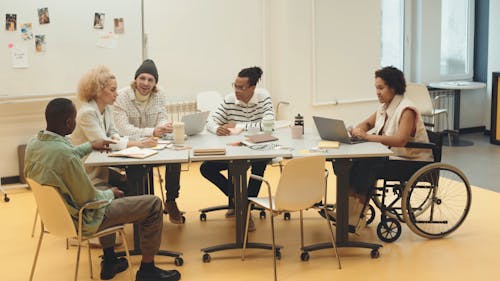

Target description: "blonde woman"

left=72, top=65, right=157, bottom=190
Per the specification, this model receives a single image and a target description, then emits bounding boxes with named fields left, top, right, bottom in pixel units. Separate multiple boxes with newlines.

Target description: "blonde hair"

left=77, top=65, right=116, bottom=102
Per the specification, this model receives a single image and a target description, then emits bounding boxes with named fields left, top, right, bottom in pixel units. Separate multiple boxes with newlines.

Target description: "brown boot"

left=165, top=201, right=185, bottom=224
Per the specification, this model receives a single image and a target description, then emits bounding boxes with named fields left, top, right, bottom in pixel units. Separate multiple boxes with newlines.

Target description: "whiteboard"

left=143, top=0, right=266, bottom=101
left=313, top=0, right=380, bottom=104
left=0, top=0, right=142, bottom=100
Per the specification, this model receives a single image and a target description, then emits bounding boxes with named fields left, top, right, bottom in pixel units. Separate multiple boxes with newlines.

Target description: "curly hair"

left=375, top=66, right=406, bottom=95
left=77, top=65, right=116, bottom=102
left=238, top=66, right=263, bottom=86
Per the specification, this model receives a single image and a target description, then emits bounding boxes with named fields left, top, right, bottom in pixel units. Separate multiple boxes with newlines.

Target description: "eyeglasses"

left=232, top=82, right=250, bottom=91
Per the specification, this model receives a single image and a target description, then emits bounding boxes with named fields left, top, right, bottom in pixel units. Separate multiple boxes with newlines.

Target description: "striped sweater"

left=206, top=89, right=274, bottom=133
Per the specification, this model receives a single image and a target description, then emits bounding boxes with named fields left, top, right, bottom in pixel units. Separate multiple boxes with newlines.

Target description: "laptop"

left=312, top=116, right=365, bottom=144
left=181, top=111, right=210, bottom=136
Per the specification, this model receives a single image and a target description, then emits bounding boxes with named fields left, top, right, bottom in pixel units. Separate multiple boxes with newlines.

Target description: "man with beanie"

left=114, top=59, right=184, bottom=224
left=25, top=98, right=181, bottom=281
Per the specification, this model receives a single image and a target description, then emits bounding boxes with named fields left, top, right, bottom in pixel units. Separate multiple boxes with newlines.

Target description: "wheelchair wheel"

left=402, top=163, right=471, bottom=239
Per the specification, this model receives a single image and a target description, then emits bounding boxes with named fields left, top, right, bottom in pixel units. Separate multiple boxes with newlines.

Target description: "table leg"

left=201, top=159, right=281, bottom=260
left=448, top=89, right=474, bottom=146
left=301, top=158, right=382, bottom=256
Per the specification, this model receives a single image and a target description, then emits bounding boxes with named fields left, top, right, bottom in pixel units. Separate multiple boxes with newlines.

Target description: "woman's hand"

left=350, top=127, right=368, bottom=140
left=138, top=137, right=158, bottom=148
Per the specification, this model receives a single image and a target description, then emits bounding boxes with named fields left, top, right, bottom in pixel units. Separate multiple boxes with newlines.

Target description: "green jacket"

left=24, top=131, right=114, bottom=236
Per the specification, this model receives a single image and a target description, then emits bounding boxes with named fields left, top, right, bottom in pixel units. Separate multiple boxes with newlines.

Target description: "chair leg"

left=87, top=240, right=93, bottom=279
left=323, top=206, right=341, bottom=269
left=75, top=244, right=82, bottom=281
left=31, top=208, right=38, bottom=238
left=444, top=112, right=452, bottom=146
left=241, top=203, right=253, bottom=260
left=270, top=209, right=278, bottom=281
left=156, top=166, right=166, bottom=206
left=299, top=210, right=305, bottom=249
left=119, top=230, right=135, bottom=281
left=29, top=229, right=44, bottom=281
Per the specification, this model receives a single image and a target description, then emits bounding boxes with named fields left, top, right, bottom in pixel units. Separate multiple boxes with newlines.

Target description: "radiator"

left=165, top=101, right=198, bottom=122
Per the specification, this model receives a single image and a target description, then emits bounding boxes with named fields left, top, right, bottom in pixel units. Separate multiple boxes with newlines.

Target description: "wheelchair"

left=366, top=130, right=472, bottom=242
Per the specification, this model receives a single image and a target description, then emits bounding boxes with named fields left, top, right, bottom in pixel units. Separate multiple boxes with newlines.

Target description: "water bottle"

left=294, top=114, right=304, bottom=134
left=262, top=115, right=275, bottom=135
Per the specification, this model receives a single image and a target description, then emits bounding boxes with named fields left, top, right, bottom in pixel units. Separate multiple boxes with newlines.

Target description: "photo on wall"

left=114, top=18, right=124, bottom=34
left=35, top=34, right=46, bottom=52
left=21, top=23, right=33, bottom=40
left=38, top=7, right=50, bottom=24
left=93, top=12, right=105, bottom=29
left=5, top=14, right=17, bottom=31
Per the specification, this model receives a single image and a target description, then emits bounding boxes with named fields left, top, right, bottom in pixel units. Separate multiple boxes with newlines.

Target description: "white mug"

left=173, top=122, right=185, bottom=144
left=247, top=127, right=259, bottom=136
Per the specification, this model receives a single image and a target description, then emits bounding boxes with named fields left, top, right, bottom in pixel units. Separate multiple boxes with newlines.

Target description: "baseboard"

left=459, top=126, right=485, bottom=134
left=1, top=176, right=21, bottom=185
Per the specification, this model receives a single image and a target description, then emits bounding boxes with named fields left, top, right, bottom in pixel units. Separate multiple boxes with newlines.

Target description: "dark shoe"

left=165, top=201, right=185, bottom=224
left=225, top=208, right=235, bottom=218
left=100, top=257, right=129, bottom=280
left=136, top=266, right=181, bottom=281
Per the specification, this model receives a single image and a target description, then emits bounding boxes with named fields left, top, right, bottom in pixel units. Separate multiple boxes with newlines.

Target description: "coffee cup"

left=173, top=122, right=185, bottom=144
left=290, top=125, right=303, bottom=139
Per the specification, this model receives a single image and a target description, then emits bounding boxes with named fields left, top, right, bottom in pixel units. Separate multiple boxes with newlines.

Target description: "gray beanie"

left=135, top=59, right=158, bottom=82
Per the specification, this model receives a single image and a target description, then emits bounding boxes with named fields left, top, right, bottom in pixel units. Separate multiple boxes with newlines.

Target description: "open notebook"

left=108, top=146, right=158, bottom=159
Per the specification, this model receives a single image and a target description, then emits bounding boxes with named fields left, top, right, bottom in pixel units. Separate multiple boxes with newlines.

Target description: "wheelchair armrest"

left=405, top=141, right=436, bottom=149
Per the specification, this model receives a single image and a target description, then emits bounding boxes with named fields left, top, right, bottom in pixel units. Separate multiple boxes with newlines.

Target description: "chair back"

left=426, top=130, right=444, bottom=162
left=196, top=91, right=223, bottom=113
left=27, top=178, right=77, bottom=238
left=274, top=156, right=326, bottom=211
left=405, top=83, right=434, bottom=115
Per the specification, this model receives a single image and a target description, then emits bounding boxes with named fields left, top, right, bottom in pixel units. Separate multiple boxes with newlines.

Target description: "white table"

left=85, top=149, right=189, bottom=260
left=428, top=81, right=486, bottom=146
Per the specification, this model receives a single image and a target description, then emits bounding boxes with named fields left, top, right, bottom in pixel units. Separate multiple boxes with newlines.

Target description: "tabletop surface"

left=428, top=81, right=486, bottom=90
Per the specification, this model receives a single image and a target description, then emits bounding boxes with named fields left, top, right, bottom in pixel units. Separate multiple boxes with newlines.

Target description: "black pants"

left=109, top=164, right=181, bottom=201
left=200, top=160, right=268, bottom=207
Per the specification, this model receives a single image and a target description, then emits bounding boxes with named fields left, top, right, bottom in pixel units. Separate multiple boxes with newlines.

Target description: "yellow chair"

left=26, top=178, right=133, bottom=281
left=242, top=156, right=341, bottom=281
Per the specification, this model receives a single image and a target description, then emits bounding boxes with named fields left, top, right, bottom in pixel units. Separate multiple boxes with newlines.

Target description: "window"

left=440, top=0, right=474, bottom=80
left=380, top=0, right=405, bottom=70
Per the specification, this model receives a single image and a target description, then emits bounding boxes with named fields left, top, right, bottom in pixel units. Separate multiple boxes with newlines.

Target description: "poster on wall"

left=37, top=8, right=50, bottom=24
left=35, top=35, right=46, bottom=52
left=5, top=14, right=17, bottom=31
left=21, top=23, right=33, bottom=40
left=114, top=18, right=124, bottom=34
left=11, top=46, right=29, bottom=68
left=93, top=12, right=105, bottom=29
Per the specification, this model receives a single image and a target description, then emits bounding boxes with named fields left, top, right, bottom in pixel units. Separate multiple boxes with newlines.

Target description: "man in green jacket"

left=24, top=98, right=180, bottom=281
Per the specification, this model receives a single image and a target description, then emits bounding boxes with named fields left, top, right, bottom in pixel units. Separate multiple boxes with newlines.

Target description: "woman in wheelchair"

left=345, top=66, right=433, bottom=233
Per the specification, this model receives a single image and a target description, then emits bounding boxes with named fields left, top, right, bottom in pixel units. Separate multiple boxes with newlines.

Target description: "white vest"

left=373, top=95, right=433, bottom=161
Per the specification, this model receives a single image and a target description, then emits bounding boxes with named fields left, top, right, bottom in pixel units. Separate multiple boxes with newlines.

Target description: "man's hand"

left=110, top=187, right=124, bottom=198
left=138, top=137, right=158, bottom=148
left=153, top=122, right=173, bottom=137
left=216, top=123, right=236, bottom=136
left=90, top=139, right=115, bottom=151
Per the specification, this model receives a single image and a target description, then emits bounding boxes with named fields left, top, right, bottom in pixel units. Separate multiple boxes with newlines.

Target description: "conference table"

left=428, top=81, right=486, bottom=146
left=85, top=148, right=188, bottom=263
left=85, top=126, right=393, bottom=262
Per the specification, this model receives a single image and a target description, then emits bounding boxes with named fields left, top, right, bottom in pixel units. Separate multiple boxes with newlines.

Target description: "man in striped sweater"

left=201, top=66, right=274, bottom=232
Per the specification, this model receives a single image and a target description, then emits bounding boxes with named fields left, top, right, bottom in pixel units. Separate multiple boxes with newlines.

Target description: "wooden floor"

left=1, top=162, right=498, bottom=281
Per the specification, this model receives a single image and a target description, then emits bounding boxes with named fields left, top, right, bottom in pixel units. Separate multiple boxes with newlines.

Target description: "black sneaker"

left=100, top=257, right=129, bottom=280
left=136, top=266, right=181, bottom=281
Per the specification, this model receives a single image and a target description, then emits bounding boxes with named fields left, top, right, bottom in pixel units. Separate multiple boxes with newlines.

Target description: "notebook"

left=245, top=134, right=279, bottom=143
left=193, top=147, right=226, bottom=156
left=108, top=146, right=158, bottom=159
left=181, top=111, right=210, bottom=136
left=312, top=116, right=365, bottom=144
